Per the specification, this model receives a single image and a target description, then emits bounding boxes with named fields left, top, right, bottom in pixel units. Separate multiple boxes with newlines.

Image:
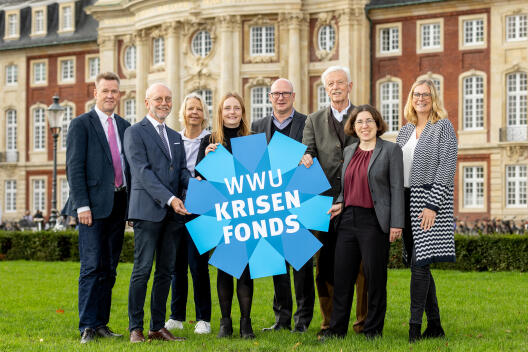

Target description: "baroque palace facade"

left=0, top=0, right=526, bottom=224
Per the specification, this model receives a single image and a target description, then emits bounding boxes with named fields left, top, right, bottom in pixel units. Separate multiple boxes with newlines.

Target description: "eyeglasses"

left=269, top=91, right=293, bottom=99
left=413, top=92, right=432, bottom=99
left=355, top=118, right=376, bottom=126
left=326, top=80, right=347, bottom=88
left=150, top=96, right=172, bottom=104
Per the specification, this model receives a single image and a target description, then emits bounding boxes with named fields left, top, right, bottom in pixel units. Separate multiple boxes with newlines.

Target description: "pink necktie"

left=107, top=117, right=123, bottom=187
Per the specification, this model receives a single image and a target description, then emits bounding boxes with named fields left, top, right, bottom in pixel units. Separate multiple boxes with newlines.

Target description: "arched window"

left=191, top=30, right=212, bottom=57
left=318, top=25, right=336, bottom=52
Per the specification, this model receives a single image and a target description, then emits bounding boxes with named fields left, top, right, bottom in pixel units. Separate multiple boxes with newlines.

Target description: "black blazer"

left=336, top=138, right=405, bottom=233
left=63, top=109, right=131, bottom=219
left=251, top=110, right=307, bottom=143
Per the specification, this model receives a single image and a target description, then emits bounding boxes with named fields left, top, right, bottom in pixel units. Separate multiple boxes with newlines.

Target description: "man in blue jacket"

left=124, top=83, right=190, bottom=343
left=64, top=72, right=130, bottom=344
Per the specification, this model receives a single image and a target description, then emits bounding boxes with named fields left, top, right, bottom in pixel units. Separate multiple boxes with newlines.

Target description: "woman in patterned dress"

left=397, top=79, right=458, bottom=342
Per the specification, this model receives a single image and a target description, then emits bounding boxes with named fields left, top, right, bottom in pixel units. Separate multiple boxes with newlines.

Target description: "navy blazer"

left=336, top=138, right=405, bottom=233
left=250, top=110, right=307, bottom=143
left=63, top=110, right=131, bottom=219
left=124, top=117, right=190, bottom=222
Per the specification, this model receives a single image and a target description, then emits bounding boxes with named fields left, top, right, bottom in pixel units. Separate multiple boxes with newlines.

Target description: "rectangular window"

left=7, top=14, right=18, bottom=37
left=33, top=108, right=46, bottom=151
left=61, top=59, right=75, bottom=82
left=32, top=179, right=46, bottom=213
left=124, top=99, right=136, bottom=124
left=60, top=179, right=69, bottom=210
left=6, top=65, right=17, bottom=85
left=507, top=72, right=528, bottom=127
left=463, top=166, right=484, bottom=208
left=62, top=6, right=73, bottom=30
left=5, top=180, right=16, bottom=212
left=153, top=37, right=165, bottom=65
left=380, top=81, right=400, bottom=132
left=380, top=27, right=399, bottom=53
left=192, top=89, right=213, bottom=125
left=463, top=75, right=485, bottom=130
left=421, top=23, right=441, bottom=49
left=506, top=14, right=527, bottom=41
left=318, top=84, right=330, bottom=110
left=88, top=57, right=100, bottom=80
left=61, top=106, right=73, bottom=149
left=250, top=26, right=275, bottom=56
left=506, top=165, right=527, bottom=207
left=250, top=86, right=272, bottom=121
left=33, top=62, right=46, bottom=84
left=464, top=19, right=484, bottom=45
left=6, top=109, right=17, bottom=151
left=34, top=10, right=45, bottom=34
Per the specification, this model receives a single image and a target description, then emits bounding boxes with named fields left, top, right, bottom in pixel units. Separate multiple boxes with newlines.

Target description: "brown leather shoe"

left=130, top=329, right=145, bottom=343
left=148, top=327, right=186, bottom=341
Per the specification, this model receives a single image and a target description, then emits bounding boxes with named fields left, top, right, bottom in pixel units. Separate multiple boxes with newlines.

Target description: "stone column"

left=165, top=22, right=181, bottom=130
left=135, top=30, right=149, bottom=119
left=97, top=35, right=116, bottom=73
left=287, top=12, right=303, bottom=109
left=218, top=16, right=234, bottom=98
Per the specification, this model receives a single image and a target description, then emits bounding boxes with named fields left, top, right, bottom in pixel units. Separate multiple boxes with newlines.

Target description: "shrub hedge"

left=0, top=230, right=527, bottom=271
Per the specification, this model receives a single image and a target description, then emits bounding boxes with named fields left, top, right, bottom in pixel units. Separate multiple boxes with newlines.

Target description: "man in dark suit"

left=300, top=66, right=367, bottom=335
left=251, top=78, right=315, bottom=333
left=64, top=72, right=131, bottom=344
left=124, top=83, right=190, bottom=343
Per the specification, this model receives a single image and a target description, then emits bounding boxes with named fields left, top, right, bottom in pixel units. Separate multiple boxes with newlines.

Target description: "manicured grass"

left=0, top=261, right=526, bottom=351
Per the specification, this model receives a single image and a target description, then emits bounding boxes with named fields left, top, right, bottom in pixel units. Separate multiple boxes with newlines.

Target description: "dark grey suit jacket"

left=63, top=109, right=131, bottom=219
left=124, top=117, right=190, bottom=222
left=336, top=138, right=405, bottom=233
left=251, top=110, right=306, bottom=143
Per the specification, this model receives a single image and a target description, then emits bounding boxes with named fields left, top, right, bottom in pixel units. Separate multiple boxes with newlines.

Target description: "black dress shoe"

left=80, top=328, right=96, bottom=344
left=262, top=323, right=291, bottom=332
left=318, top=329, right=344, bottom=342
left=292, top=325, right=308, bottom=333
left=217, top=317, right=233, bottom=338
left=240, top=317, right=256, bottom=339
left=96, top=326, right=123, bottom=338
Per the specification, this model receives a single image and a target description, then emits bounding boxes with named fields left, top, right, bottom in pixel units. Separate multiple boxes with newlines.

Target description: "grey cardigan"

left=336, top=138, right=405, bottom=234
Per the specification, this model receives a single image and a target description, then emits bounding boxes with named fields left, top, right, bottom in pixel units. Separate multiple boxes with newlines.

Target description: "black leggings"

left=217, top=267, right=253, bottom=319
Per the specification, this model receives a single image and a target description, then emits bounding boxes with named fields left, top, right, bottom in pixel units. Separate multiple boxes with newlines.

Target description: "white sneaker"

left=194, top=320, right=211, bottom=334
left=165, top=319, right=184, bottom=330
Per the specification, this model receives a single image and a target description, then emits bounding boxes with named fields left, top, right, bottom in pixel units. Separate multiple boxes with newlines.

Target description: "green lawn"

left=0, top=261, right=526, bottom=351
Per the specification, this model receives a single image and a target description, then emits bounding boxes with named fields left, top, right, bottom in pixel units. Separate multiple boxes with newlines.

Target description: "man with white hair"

left=124, top=83, right=190, bottom=343
left=301, top=66, right=367, bottom=335
left=252, top=78, right=315, bottom=333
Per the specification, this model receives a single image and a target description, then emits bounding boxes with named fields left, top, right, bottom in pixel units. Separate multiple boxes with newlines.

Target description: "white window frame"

left=459, top=15, right=487, bottom=50
left=463, top=166, right=485, bottom=208
left=31, top=7, right=47, bottom=36
left=506, top=72, right=527, bottom=127
left=250, top=26, right=275, bottom=56
left=124, top=98, right=136, bottom=124
left=33, top=107, right=46, bottom=151
left=250, top=86, right=272, bottom=122
left=86, top=55, right=100, bottom=82
left=462, top=75, right=485, bottom=130
left=318, top=25, right=336, bottom=52
left=61, top=104, right=74, bottom=150
left=506, top=165, right=527, bottom=208
left=123, top=45, right=137, bottom=71
left=58, top=57, right=75, bottom=84
left=59, top=3, right=75, bottom=33
left=31, top=59, right=48, bottom=86
left=6, top=64, right=18, bottom=85
left=191, top=30, right=212, bottom=58
left=379, top=80, right=400, bottom=133
left=192, top=89, right=213, bottom=126
left=32, top=178, right=46, bottom=214
left=317, top=84, right=330, bottom=111
left=416, top=19, right=444, bottom=54
left=417, top=72, right=444, bottom=104
left=6, top=109, right=17, bottom=152
left=153, top=37, right=165, bottom=66
left=5, top=180, right=17, bottom=213
left=506, top=14, right=527, bottom=42
left=377, top=23, right=402, bottom=56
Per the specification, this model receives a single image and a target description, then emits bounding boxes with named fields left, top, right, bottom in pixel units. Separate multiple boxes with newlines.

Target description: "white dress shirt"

left=330, top=101, right=351, bottom=122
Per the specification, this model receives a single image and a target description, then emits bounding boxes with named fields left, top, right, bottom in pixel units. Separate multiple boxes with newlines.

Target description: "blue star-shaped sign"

left=184, top=133, right=332, bottom=279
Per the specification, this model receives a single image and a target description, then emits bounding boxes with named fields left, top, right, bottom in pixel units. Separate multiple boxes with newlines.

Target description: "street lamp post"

left=47, top=96, right=65, bottom=228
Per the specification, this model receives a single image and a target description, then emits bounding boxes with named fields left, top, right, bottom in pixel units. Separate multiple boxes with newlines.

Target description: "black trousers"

left=170, top=227, right=212, bottom=322
left=128, top=213, right=184, bottom=332
left=217, top=267, right=253, bottom=319
left=403, top=189, right=441, bottom=325
left=78, top=190, right=126, bottom=333
left=330, top=206, right=390, bottom=337
left=271, top=258, right=315, bottom=329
